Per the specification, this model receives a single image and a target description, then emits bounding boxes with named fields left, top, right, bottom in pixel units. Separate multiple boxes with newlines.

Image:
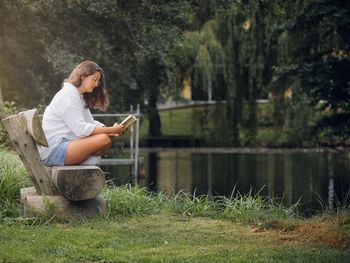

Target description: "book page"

left=120, top=115, right=137, bottom=129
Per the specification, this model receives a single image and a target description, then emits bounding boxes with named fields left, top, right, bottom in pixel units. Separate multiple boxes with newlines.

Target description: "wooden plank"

left=23, top=109, right=48, bottom=147
left=24, top=195, right=106, bottom=220
left=20, top=186, right=37, bottom=213
left=1, top=111, right=54, bottom=195
left=49, top=166, right=105, bottom=201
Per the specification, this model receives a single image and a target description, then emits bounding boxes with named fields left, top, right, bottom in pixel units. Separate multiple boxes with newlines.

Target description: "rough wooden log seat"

left=1, top=109, right=106, bottom=220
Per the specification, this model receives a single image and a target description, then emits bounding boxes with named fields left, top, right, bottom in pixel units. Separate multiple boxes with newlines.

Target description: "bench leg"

left=23, top=194, right=106, bottom=220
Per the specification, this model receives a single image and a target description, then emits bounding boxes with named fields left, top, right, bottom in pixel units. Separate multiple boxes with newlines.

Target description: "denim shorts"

left=42, top=138, right=70, bottom=166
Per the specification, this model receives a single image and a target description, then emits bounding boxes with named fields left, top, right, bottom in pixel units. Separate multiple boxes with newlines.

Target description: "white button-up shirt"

left=37, top=82, right=104, bottom=160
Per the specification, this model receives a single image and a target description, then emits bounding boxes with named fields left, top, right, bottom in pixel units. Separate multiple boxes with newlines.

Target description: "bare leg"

left=65, top=134, right=112, bottom=165
left=93, top=149, right=107, bottom=157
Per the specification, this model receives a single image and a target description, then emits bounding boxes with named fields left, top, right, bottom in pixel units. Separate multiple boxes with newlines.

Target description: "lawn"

left=138, top=106, right=197, bottom=138
left=137, top=103, right=275, bottom=141
left=1, top=214, right=349, bottom=263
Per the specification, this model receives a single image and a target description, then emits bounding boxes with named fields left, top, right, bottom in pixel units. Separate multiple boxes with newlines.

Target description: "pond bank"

left=138, top=146, right=344, bottom=153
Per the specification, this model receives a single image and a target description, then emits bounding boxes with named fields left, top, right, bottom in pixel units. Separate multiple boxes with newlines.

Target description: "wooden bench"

left=1, top=109, right=106, bottom=220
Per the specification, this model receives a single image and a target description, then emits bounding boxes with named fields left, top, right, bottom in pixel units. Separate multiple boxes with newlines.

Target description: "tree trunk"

left=147, top=87, right=161, bottom=136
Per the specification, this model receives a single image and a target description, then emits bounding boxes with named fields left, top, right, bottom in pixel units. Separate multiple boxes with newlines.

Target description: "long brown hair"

left=64, top=61, right=109, bottom=111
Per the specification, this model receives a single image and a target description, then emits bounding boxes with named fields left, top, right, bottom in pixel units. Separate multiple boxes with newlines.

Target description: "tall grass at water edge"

left=0, top=147, right=31, bottom=218
left=103, top=185, right=299, bottom=223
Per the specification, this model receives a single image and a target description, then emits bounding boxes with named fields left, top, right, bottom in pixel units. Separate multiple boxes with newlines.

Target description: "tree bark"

left=147, top=87, right=162, bottom=136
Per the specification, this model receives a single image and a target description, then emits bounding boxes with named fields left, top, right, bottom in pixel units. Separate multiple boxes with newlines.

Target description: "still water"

left=103, top=148, right=350, bottom=214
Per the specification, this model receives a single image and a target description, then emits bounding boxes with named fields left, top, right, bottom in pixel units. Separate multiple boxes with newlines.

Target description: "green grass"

left=138, top=107, right=197, bottom=138
left=0, top=147, right=31, bottom=218
left=159, top=107, right=197, bottom=136
left=103, top=185, right=298, bottom=223
left=1, top=214, right=349, bottom=262
left=138, top=103, right=274, bottom=139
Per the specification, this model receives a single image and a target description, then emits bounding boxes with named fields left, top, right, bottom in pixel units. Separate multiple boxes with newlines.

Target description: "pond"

left=102, top=148, right=350, bottom=215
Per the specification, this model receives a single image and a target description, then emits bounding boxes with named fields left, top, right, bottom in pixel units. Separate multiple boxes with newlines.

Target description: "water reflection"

left=144, top=150, right=350, bottom=213
left=103, top=149, right=350, bottom=214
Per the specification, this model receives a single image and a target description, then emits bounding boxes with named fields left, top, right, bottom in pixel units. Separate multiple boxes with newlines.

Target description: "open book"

left=120, top=114, right=137, bottom=129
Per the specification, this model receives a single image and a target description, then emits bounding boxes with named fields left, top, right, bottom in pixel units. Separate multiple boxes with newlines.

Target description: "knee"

left=97, top=134, right=112, bottom=148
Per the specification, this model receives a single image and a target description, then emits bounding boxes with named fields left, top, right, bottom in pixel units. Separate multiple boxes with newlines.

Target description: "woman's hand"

left=112, top=123, right=125, bottom=136
left=91, top=123, right=125, bottom=137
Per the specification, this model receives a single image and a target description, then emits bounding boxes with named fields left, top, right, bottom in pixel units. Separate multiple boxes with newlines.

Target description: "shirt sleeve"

left=61, top=96, right=97, bottom=138
left=93, top=120, right=105, bottom=127
left=85, top=108, right=105, bottom=127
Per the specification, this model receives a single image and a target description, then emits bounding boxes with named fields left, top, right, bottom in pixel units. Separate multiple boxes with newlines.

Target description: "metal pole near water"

left=134, top=104, right=140, bottom=185
left=130, top=105, right=134, bottom=181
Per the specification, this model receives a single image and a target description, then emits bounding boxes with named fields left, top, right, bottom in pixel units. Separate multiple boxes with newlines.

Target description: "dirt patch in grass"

left=251, top=217, right=350, bottom=249
left=291, top=221, right=349, bottom=248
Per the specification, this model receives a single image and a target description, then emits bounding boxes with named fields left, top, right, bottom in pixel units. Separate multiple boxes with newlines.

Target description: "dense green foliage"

left=0, top=0, right=348, bottom=146
left=172, top=0, right=349, bottom=146
left=273, top=0, right=350, bottom=146
left=0, top=0, right=197, bottom=130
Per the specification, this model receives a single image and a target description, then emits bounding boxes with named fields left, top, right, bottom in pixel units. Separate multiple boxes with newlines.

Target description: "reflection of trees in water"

left=267, top=154, right=275, bottom=199
left=145, top=150, right=350, bottom=212
left=283, top=154, right=293, bottom=207
left=148, top=153, right=158, bottom=192
left=327, top=154, right=335, bottom=209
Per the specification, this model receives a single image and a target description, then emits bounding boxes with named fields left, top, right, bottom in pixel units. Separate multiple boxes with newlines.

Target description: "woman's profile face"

left=81, top=71, right=101, bottom=93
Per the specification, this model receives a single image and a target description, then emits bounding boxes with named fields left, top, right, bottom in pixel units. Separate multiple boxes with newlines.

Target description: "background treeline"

left=0, top=0, right=349, bottom=147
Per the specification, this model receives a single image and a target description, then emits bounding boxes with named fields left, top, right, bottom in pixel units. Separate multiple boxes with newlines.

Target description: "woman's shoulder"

left=50, top=84, right=80, bottom=106
left=62, top=82, right=80, bottom=94
left=54, top=83, right=80, bottom=100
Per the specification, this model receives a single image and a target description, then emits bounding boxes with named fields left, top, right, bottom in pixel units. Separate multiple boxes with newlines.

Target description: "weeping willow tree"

left=176, top=20, right=225, bottom=102
left=217, top=1, right=273, bottom=145
left=174, top=0, right=286, bottom=146
left=172, top=19, right=227, bottom=143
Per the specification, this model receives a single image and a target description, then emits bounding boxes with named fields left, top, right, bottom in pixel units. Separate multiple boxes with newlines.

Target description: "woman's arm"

left=90, top=123, right=125, bottom=136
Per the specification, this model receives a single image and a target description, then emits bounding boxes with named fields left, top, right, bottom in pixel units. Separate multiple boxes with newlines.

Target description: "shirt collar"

left=63, top=82, right=83, bottom=97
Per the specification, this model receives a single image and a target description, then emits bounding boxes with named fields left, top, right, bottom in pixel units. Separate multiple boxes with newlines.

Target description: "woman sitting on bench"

left=38, top=61, right=125, bottom=166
